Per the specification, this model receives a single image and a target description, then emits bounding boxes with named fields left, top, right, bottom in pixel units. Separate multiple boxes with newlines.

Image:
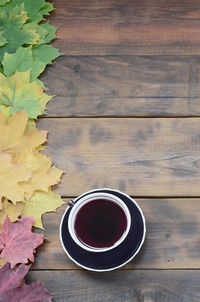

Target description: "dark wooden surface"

left=51, top=0, right=200, bottom=55
left=37, top=117, right=200, bottom=197
left=33, top=199, right=200, bottom=270
left=43, top=56, right=200, bottom=117
left=29, top=0, right=200, bottom=301
left=27, top=270, right=200, bottom=302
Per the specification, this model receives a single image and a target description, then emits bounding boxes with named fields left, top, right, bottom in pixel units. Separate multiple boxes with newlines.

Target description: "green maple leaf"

left=0, top=7, right=39, bottom=61
left=26, top=118, right=36, bottom=131
left=31, top=44, right=61, bottom=81
left=22, top=21, right=57, bottom=46
left=0, top=70, right=52, bottom=118
left=23, top=22, right=49, bottom=45
left=39, top=2, right=54, bottom=17
left=2, top=47, right=33, bottom=76
left=39, top=22, right=57, bottom=43
left=0, top=0, right=10, bottom=5
left=1, top=0, right=53, bottom=22
left=2, top=45, right=61, bottom=81
left=32, top=44, right=61, bottom=65
left=19, top=0, right=46, bottom=22
left=0, top=32, right=7, bottom=46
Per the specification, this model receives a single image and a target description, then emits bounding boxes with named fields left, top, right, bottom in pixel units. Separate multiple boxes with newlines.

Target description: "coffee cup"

left=60, top=188, right=146, bottom=272
left=67, top=192, right=131, bottom=252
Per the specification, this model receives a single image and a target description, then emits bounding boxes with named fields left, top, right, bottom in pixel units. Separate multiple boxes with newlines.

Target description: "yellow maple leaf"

left=23, top=190, right=65, bottom=229
left=0, top=153, right=31, bottom=207
left=0, top=258, right=7, bottom=269
left=14, top=149, right=63, bottom=199
left=0, top=199, right=24, bottom=232
left=0, top=110, right=47, bottom=154
left=0, top=71, right=52, bottom=119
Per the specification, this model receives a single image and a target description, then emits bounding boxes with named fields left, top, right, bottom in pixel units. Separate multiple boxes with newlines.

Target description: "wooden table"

left=27, top=0, right=200, bottom=300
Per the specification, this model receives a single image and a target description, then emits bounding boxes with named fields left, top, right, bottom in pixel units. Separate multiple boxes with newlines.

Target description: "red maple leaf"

left=0, top=216, right=43, bottom=267
left=0, top=263, right=52, bottom=302
left=0, top=263, right=29, bottom=294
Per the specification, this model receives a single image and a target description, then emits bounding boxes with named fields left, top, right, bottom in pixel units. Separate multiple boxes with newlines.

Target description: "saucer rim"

left=59, top=188, right=146, bottom=272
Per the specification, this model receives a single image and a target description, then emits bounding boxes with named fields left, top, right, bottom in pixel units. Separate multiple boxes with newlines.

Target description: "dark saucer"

left=60, top=189, right=146, bottom=271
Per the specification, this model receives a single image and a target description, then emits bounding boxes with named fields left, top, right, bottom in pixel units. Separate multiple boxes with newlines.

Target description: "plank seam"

left=52, top=54, right=200, bottom=58
left=40, top=116, right=200, bottom=119
left=30, top=268, right=200, bottom=271
left=61, top=196, right=200, bottom=199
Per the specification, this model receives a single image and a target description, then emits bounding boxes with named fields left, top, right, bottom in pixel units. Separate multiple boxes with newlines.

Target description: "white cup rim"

left=68, top=192, right=131, bottom=252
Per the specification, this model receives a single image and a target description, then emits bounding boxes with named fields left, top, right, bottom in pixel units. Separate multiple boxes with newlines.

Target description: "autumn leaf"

left=0, top=7, right=39, bottom=60
left=0, top=199, right=24, bottom=232
left=1, top=200, right=24, bottom=223
left=0, top=258, right=6, bottom=268
left=0, top=216, right=43, bottom=267
left=31, top=44, right=61, bottom=81
left=0, top=153, right=31, bottom=206
left=0, top=263, right=30, bottom=293
left=32, top=44, right=61, bottom=67
left=0, top=32, right=7, bottom=46
left=23, top=190, right=64, bottom=229
left=3, top=282, right=52, bottom=301
left=0, top=0, right=10, bottom=5
left=0, top=111, right=62, bottom=204
left=15, top=149, right=63, bottom=199
left=2, top=44, right=61, bottom=81
left=0, top=111, right=47, bottom=154
left=26, top=118, right=36, bottom=131
left=23, top=21, right=54, bottom=46
left=24, top=22, right=48, bottom=46
left=18, top=0, right=47, bottom=22
left=0, top=263, right=52, bottom=301
left=0, top=71, right=52, bottom=118
left=0, top=106, right=10, bottom=119
left=2, top=46, right=33, bottom=76
left=39, top=21, right=57, bottom=43
left=39, top=2, right=54, bottom=18
left=2, top=0, right=53, bottom=23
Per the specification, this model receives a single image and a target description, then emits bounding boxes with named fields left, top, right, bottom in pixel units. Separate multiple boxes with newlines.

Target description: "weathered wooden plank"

left=27, top=270, right=200, bottom=302
left=53, top=0, right=200, bottom=8
left=42, top=56, right=200, bottom=117
left=51, top=4, right=200, bottom=24
left=43, top=56, right=194, bottom=98
left=33, top=198, right=200, bottom=270
left=46, top=96, right=200, bottom=117
left=38, top=117, right=200, bottom=197
left=50, top=0, right=200, bottom=55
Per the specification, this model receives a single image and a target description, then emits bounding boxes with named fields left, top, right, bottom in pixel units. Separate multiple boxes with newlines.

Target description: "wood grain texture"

left=38, top=117, right=200, bottom=197
left=33, top=198, right=200, bottom=270
left=53, top=0, right=200, bottom=8
left=47, top=96, right=200, bottom=117
left=49, top=0, right=200, bottom=55
left=42, top=56, right=200, bottom=117
left=27, top=270, right=200, bottom=302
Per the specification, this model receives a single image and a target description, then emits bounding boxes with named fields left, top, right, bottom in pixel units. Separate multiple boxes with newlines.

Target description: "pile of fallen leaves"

left=0, top=0, right=63, bottom=300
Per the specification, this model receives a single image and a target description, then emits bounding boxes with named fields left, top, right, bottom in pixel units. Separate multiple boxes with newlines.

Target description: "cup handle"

left=68, top=200, right=75, bottom=207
